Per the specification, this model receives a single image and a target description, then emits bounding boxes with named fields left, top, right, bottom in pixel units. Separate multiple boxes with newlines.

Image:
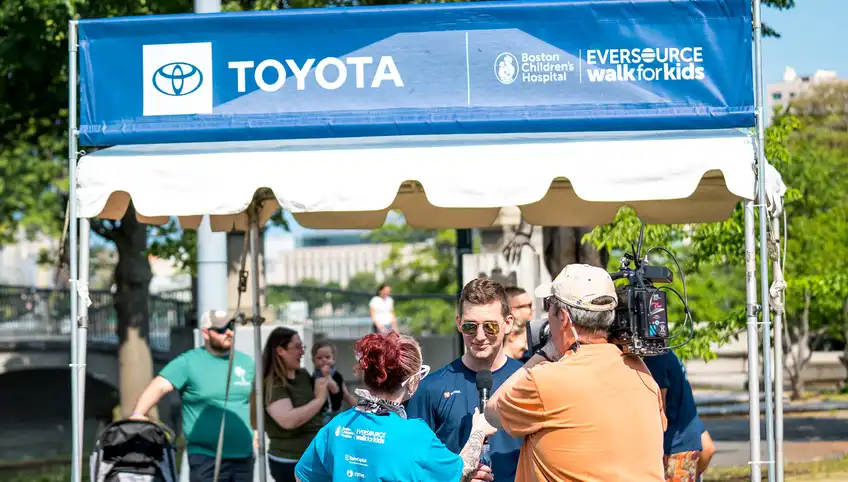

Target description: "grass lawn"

left=704, top=456, right=848, bottom=481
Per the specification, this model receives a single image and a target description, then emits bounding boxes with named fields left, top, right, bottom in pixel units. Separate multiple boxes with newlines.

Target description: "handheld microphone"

left=476, top=369, right=493, bottom=406
left=475, top=370, right=494, bottom=467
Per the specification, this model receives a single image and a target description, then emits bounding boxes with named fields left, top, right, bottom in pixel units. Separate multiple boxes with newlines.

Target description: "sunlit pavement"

left=703, top=416, right=848, bottom=467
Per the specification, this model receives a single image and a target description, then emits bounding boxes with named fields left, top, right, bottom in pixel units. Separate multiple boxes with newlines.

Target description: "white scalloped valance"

left=76, top=130, right=783, bottom=230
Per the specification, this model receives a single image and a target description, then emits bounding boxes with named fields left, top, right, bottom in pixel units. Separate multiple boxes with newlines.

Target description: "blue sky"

left=275, top=1, right=845, bottom=238
left=762, top=0, right=846, bottom=85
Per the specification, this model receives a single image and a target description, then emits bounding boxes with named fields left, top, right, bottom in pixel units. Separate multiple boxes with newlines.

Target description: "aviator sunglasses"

left=460, top=321, right=500, bottom=337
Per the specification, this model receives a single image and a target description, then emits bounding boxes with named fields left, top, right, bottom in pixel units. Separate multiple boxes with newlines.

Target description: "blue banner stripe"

left=77, top=0, right=754, bottom=146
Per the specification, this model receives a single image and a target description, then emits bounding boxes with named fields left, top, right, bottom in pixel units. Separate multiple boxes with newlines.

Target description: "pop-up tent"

left=67, top=1, right=784, bottom=482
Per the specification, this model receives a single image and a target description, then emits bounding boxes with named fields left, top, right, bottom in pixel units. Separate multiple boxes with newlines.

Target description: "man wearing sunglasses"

left=483, top=264, right=667, bottom=482
left=407, top=278, right=524, bottom=482
left=130, top=310, right=256, bottom=482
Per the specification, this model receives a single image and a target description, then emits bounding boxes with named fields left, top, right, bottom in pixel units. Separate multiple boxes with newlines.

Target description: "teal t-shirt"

left=295, top=409, right=463, bottom=482
left=159, top=347, right=255, bottom=459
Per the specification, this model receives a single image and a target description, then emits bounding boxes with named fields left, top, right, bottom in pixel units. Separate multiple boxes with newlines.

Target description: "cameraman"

left=484, top=264, right=667, bottom=481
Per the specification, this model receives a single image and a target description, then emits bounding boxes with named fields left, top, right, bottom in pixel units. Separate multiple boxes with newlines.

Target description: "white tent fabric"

left=77, top=129, right=785, bottom=229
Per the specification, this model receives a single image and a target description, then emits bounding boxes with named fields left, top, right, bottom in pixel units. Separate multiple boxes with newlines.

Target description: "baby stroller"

left=90, top=419, right=179, bottom=482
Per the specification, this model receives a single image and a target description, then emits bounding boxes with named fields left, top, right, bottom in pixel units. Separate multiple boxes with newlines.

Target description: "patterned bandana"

left=354, top=388, right=407, bottom=419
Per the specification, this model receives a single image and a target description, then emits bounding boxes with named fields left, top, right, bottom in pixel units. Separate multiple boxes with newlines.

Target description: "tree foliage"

left=366, top=219, right=459, bottom=334
left=778, top=83, right=848, bottom=397
left=761, top=0, right=795, bottom=38
left=583, top=84, right=848, bottom=384
left=347, top=271, right=379, bottom=293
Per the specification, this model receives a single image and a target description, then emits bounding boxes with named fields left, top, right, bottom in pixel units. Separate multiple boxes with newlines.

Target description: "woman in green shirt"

left=253, top=327, right=328, bottom=482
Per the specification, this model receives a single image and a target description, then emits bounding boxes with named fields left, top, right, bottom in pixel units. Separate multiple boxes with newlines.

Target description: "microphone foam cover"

left=476, top=369, right=493, bottom=391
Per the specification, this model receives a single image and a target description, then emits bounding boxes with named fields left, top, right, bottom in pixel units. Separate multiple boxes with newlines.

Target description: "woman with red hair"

left=294, top=332, right=495, bottom=482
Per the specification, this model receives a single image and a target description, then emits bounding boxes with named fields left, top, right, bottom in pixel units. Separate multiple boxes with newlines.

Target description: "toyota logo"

left=152, top=62, right=203, bottom=96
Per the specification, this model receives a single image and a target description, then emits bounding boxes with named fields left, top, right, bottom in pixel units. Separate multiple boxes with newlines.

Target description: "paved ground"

left=704, top=416, right=848, bottom=468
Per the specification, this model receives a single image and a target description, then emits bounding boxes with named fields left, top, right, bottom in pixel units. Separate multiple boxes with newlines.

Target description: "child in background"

left=311, top=341, right=358, bottom=424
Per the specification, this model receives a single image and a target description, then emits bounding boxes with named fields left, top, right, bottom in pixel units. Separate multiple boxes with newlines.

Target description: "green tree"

left=762, top=0, right=795, bottom=38
left=584, top=113, right=803, bottom=363
left=368, top=219, right=457, bottom=334
left=778, top=82, right=848, bottom=397
left=585, top=88, right=848, bottom=400
left=347, top=271, right=379, bottom=292
left=1, top=0, right=201, bottom=421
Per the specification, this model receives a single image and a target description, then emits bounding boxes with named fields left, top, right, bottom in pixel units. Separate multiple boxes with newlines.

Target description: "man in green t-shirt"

left=131, top=310, right=255, bottom=482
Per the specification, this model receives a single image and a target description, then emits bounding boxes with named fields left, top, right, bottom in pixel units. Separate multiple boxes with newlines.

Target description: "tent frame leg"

left=752, top=0, right=776, bottom=481
left=744, top=201, right=763, bottom=482
left=78, top=219, right=91, bottom=456
left=68, top=19, right=84, bottom=482
left=772, top=215, right=785, bottom=482
left=249, top=205, right=268, bottom=482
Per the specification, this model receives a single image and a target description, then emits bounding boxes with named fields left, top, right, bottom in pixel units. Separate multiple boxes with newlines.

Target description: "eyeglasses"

left=460, top=321, right=500, bottom=337
left=209, top=321, right=234, bottom=334
left=402, top=364, right=431, bottom=387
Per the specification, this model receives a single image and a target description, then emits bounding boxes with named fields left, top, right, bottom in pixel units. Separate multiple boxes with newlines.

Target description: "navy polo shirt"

left=406, top=357, right=523, bottom=482
left=643, top=351, right=705, bottom=454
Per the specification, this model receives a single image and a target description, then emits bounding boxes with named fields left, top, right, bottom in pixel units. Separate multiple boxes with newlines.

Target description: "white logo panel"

left=143, top=42, right=213, bottom=116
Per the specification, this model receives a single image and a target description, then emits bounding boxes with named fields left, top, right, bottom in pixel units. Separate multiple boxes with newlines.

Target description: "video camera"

left=525, top=222, right=691, bottom=359
left=607, top=244, right=672, bottom=356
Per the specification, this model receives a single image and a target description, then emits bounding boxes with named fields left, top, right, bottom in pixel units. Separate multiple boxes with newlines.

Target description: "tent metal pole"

left=752, top=1, right=776, bottom=481
left=78, top=219, right=91, bottom=456
left=744, top=201, right=763, bottom=482
left=194, top=0, right=228, bottom=330
left=249, top=205, right=268, bottom=482
left=68, top=19, right=82, bottom=482
left=772, top=215, right=785, bottom=482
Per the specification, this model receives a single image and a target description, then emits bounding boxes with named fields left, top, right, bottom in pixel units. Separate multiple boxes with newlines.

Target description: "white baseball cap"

left=199, top=310, right=231, bottom=330
left=534, top=264, right=618, bottom=312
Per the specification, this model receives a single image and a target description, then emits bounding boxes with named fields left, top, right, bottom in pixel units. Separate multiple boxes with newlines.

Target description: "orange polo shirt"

left=497, top=343, right=666, bottom=482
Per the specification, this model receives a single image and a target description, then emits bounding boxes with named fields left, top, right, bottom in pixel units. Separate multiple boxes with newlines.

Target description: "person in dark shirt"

left=311, top=341, right=357, bottom=424
left=643, top=350, right=713, bottom=482
left=255, top=328, right=326, bottom=482
left=407, top=278, right=523, bottom=482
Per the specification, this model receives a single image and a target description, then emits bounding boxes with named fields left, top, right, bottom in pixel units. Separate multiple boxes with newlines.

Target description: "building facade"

left=265, top=232, right=429, bottom=288
left=766, top=66, right=840, bottom=116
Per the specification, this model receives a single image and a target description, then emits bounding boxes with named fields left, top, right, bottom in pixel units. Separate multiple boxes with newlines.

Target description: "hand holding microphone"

left=475, top=370, right=495, bottom=437
left=475, top=370, right=496, bottom=475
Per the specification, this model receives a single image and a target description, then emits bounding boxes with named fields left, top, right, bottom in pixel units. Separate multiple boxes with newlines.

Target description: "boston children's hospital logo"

left=494, top=51, right=574, bottom=86
left=494, top=52, right=519, bottom=85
